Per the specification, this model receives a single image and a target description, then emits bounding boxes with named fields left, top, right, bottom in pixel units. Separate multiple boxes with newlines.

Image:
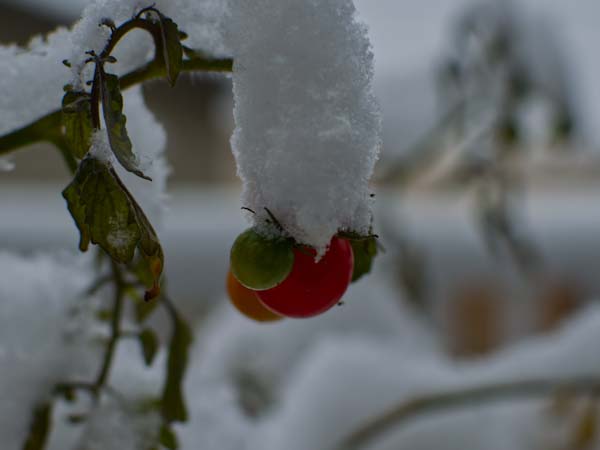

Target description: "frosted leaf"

left=87, top=87, right=168, bottom=228
left=225, top=0, right=381, bottom=253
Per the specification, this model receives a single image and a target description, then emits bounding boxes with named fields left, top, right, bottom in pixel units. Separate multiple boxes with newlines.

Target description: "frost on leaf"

left=62, top=157, right=164, bottom=299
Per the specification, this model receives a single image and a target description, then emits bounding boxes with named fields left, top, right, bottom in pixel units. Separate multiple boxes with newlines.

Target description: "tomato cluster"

left=226, top=227, right=378, bottom=322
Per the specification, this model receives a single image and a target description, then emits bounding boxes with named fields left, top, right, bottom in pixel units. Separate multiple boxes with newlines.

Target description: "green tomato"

left=230, top=228, right=295, bottom=290
left=350, top=236, right=377, bottom=282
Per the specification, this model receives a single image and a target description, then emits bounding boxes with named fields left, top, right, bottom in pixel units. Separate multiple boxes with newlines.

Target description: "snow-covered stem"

left=0, top=55, right=232, bottom=157
left=336, top=376, right=600, bottom=450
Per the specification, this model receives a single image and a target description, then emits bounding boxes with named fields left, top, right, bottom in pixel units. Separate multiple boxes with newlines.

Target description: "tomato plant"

left=230, top=228, right=295, bottom=290
left=256, top=237, right=354, bottom=318
left=226, top=270, right=283, bottom=322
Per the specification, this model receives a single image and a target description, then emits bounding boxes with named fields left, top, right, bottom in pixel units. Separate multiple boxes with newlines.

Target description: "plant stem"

left=335, top=377, right=600, bottom=450
left=93, top=261, right=125, bottom=398
left=0, top=112, right=62, bottom=156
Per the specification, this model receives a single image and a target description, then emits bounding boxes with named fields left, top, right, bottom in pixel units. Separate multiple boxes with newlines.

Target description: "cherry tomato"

left=226, top=270, right=283, bottom=322
left=230, top=228, right=295, bottom=290
left=256, top=237, right=354, bottom=318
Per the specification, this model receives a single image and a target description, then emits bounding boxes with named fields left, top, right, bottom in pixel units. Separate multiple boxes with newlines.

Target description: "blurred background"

left=3, top=0, right=600, bottom=448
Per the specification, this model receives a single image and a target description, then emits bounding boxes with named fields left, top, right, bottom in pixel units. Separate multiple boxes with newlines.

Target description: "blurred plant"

left=378, top=1, right=582, bottom=305
left=353, top=2, right=596, bottom=448
left=335, top=377, right=600, bottom=450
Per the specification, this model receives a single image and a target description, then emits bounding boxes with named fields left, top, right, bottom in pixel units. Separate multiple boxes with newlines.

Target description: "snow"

left=0, top=250, right=168, bottom=450
left=0, top=252, right=100, bottom=450
left=66, top=341, right=165, bottom=450
left=68, top=0, right=229, bottom=90
left=179, top=276, right=600, bottom=450
left=71, top=401, right=161, bottom=450
left=88, top=130, right=112, bottom=162
left=116, top=86, right=168, bottom=228
left=226, top=0, right=381, bottom=253
left=6, top=238, right=600, bottom=450
left=3, top=1, right=600, bottom=449
left=0, top=21, right=170, bottom=226
left=0, top=28, right=73, bottom=136
left=178, top=272, right=437, bottom=449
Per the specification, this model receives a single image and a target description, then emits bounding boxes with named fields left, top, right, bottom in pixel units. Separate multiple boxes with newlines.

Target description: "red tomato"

left=256, top=237, right=354, bottom=318
left=226, top=270, right=283, bottom=322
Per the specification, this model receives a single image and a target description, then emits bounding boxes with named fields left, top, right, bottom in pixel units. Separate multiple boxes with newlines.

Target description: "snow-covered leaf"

left=63, top=157, right=140, bottom=261
left=99, top=70, right=150, bottom=180
left=62, top=157, right=164, bottom=299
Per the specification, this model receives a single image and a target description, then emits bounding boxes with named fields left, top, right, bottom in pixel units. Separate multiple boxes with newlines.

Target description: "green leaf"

left=99, top=69, right=150, bottom=180
left=139, top=327, right=159, bottom=366
left=159, top=424, right=178, bottom=450
left=61, top=91, right=93, bottom=159
left=96, top=308, right=113, bottom=322
left=161, top=313, right=192, bottom=423
left=62, top=158, right=164, bottom=298
left=157, top=14, right=183, bottom=86
left=63, top=157, right=140, bottom=261
left=22, top=403, right=52, bottom=450
left=350, top=236, right=378, bottom=282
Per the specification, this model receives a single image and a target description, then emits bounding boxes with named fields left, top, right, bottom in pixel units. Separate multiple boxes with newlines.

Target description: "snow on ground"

left=180, top=279, right=600, bottom=450
left=0, top=250, right=173, bottom=450
left=4, top=247, right=600, bottom=449
left=179, top=272, right=437, bottom=450
left=0, top=252, right=99, bottom=449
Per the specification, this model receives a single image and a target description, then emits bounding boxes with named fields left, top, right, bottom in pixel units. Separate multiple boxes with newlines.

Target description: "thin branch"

left=92, top=261, right=126, bottom=397
left=335, top=377, right=600, bottom=450
left=0, top=112, right=62, bottom=156
left=100, top=18, right=158, bottom=59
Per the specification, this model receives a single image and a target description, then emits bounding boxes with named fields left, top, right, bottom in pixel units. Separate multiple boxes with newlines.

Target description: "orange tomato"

left=226, top=270, right=283, bottom=322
